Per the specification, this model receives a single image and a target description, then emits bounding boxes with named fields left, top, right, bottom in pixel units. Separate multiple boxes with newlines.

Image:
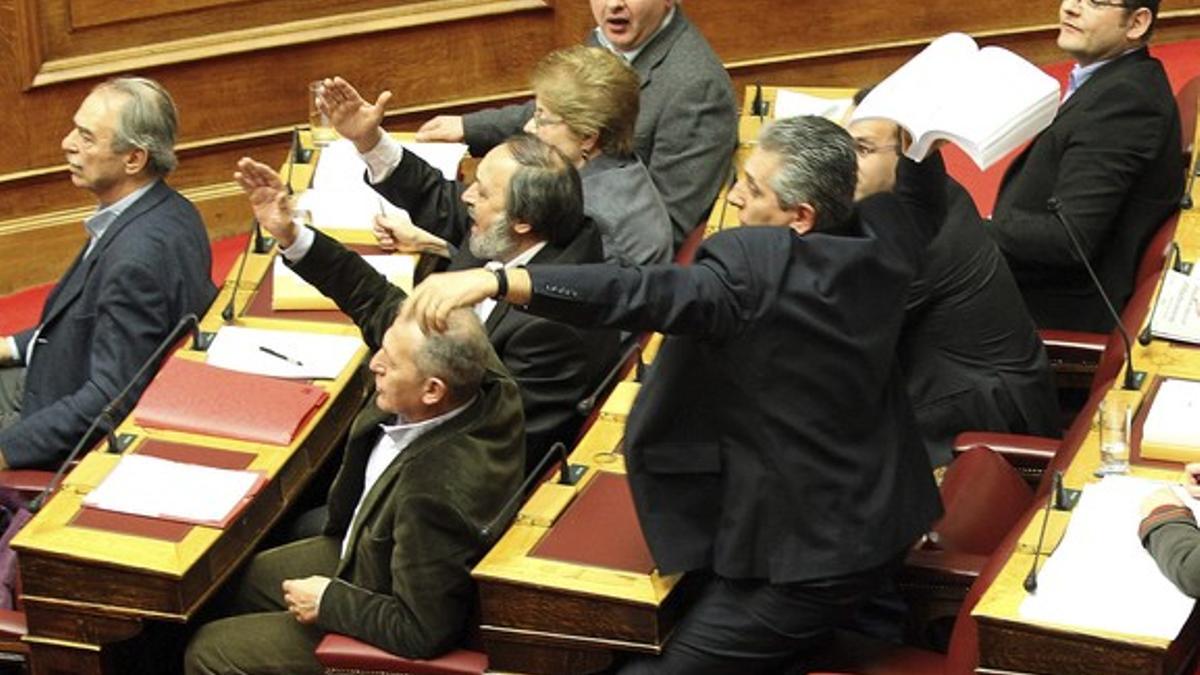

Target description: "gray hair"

left=503, top=134, right=584, bottom=247
left=94, top=76, right=179, bottom=176
left=413, top=309, right=492, bottom=404
left=758, top=116, right=858, bottom=232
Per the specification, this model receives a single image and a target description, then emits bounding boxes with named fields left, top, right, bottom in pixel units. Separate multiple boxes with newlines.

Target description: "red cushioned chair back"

left=1135, top=212, right=1180, bottom=289
left=673, top=217, right=710, bottom=265
left=943, top=501, right=1036, bottom=675
left=931, top=447, right=1033, bottom=556
left=1094, top=278, right=1159, bottom=395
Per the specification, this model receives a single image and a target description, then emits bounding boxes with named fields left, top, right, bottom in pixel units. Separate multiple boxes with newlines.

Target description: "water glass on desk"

left=1097, top=395, right=1132, bottom=475
left=308, top=81, right=337, bottom=146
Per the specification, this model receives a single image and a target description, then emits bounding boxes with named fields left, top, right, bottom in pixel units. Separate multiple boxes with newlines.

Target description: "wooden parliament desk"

left=8, top=136, right=396, bottom=675
left=472, top=340, right=691, bottom=675
left=970, top=119, right=1200, bottom=675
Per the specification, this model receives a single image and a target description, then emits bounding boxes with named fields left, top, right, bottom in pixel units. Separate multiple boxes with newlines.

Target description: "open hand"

left=415, top=115, right=465, bottom=143
left=233, top=157, right=297, bottom=248
left=316, top=77, right=392, bottom=152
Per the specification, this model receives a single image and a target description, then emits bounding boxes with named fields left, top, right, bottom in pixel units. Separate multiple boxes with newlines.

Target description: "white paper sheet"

left=1148, top=269, right=1200, bottom=345
left=1019, top=475, right=1197, bottom=640
left=83, top=454, right=262, bottom=526
left=1144, top=378, right=1200, bottom=449
left=773, top=89, right=852, bottom=122
left=206, top=325, right=362, bottom=380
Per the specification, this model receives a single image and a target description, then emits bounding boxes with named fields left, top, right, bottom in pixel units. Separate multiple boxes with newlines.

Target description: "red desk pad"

left=530, top=471, right=656, bottom=574
left=70, top=440, right=261, bottom=541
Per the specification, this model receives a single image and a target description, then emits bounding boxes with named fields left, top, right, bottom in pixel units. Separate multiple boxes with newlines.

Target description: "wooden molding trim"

left=20, top=0, right=551, bottom=90
left=0, top=88, right=531, bottom=189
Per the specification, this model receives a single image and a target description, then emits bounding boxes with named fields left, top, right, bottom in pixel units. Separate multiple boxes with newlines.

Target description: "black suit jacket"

left=989, top=47, right=1183, bottom=332
left=0, top=180, right=216, bottom=468
left=289, top=230, right=525, bottom=657
left=901, top=179, right=1060, bottom=466
left=519, top=157, right=946, bottom=583
left=371, top=151, right=619, bottom=469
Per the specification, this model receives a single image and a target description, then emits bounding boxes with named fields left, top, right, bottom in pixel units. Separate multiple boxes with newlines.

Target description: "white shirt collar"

left=84, top=180, right=157, bottom=257
left=593, top=4, right=676, bottom=63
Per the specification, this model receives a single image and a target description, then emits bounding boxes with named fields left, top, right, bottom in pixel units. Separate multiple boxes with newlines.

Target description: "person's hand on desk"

left=415, top=115, right=465, bottom=143
left=372, top=214, right=450, bottom=258
left=282, top=575, right=331, bottom=625
left=0, top=338, right=14, bottom=365
left=316, top=77, right=391, bottom=154
left=234, top=157, right=299, bottom=249
left=402, top=268, right=532, bottom=333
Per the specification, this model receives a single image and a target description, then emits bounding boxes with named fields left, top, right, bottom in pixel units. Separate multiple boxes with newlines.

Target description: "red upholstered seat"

left=314, top=634, right=486, bottom=675
left=813, top=497, right=1033, bottom=675
left=930, top=446, right=1032, bottom=556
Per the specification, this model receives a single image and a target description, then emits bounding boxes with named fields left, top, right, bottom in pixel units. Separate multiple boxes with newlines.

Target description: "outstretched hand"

left=316, top=76, right=392, bottom=153
left=233, top=157, right=297, bottom=248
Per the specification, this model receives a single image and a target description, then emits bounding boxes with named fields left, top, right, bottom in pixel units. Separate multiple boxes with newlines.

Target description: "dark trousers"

left=0, top=367, right=23, bottom=432
left=619, top=559, right=897, bottom=675
left=184, top=536, right=340, bottom=675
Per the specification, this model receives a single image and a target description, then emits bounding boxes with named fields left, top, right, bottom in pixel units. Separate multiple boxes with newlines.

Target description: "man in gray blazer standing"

left=417, top=0, right=737, bottom=248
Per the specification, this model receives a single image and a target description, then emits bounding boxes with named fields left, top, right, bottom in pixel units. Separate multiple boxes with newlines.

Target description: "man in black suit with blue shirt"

left=989, top=0, right=1183, bottom=332
left=401, top=116, right=944, bottom=673
left=0, top=77, right=216, bottom=469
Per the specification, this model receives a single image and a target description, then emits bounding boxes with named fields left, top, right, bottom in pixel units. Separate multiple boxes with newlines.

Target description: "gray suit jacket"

left=1, top=180, right=216, bottom=468
left=462, top=8, right=737, bottom=246
left=581, top=154, right=672, bottom=266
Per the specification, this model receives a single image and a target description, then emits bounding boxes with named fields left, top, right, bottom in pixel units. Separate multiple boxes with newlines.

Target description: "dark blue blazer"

left=520, top=157, right=946, bottom=583
left=1, top=180, right=216, bottom=468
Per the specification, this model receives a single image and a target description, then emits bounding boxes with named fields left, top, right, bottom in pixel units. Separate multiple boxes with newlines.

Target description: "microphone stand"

left=1024, top=471, right=1068, bottom=593
left=1047, top=198, right=1144, bottom=390
left=29, top=314, right=210, bottom=512
left=479, top=442, right=585, bottom=542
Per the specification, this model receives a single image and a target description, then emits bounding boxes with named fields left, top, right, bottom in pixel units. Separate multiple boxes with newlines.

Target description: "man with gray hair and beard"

left=0, top=76, right=215, bottom=470
left=239, top=82, right=617, bottom=471
left=401, top=116, right=945, bottom=672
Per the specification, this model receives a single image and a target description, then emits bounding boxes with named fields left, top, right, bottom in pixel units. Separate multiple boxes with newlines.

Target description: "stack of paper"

left=1019, top=475, right=1197, bottom=640
left=851, top=32, right=1060, bottom=168
left=206, top=325, right=362, bottom=380
left=1146, top=269, right=1200, bottom=345
left=272, top=254, right=414, bottom=310
left=774, top=89, right=852, bottom=122
left=1142, top=378, right=1200, bottom=462
left=300, top=138, right=466, bottom=235
left=83, top=454, right=265, bottom=528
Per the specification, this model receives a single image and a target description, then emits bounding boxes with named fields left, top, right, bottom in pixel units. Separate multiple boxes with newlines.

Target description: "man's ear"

left=1126, top=7, right=1152, bottom=42
left=788, top=203, right=817, bottom=236
left=421, top=377, right=448, bottom=406
left=511, top=220, right=534, bottom=236
left=123, top=146, right=149, bottom=176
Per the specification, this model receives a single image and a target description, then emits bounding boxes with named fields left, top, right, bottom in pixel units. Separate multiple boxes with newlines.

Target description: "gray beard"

left=468, top=214, right=519, bottom=261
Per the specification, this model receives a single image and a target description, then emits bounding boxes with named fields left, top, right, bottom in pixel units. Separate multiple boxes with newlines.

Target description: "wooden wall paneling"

left=2, top=0, right=1200, bottom=297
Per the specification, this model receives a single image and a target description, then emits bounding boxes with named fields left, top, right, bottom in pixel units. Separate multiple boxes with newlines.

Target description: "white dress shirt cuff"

left=279, top=226, right=317, bottom=263
left=3, top=337, right=20, bottom=365
left=360, top=133, right=405, bottom=185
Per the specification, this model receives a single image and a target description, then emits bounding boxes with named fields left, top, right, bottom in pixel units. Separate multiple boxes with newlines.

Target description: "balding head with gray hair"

left=758, top=116, right=858, bottom=232
left=412, top=308, right=492, bottom=405
left=94, top=76, right=180, bottom=177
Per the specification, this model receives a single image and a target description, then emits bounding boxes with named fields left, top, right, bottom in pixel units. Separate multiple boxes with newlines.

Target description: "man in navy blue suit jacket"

left=0, top=77, right=216, bottom=469
left=401, top=117, right=944, bottom=673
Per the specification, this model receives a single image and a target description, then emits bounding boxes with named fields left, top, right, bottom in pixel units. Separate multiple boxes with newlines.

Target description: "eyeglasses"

left=855, top=141, right=900, bottom=158
left=530, top=109, right=567, bottom=129
left=1062, top=0, right=1131, bottom=10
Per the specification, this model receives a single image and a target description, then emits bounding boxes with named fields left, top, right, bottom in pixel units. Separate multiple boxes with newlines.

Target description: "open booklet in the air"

left=850, top=32, right=1061, bottom=169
